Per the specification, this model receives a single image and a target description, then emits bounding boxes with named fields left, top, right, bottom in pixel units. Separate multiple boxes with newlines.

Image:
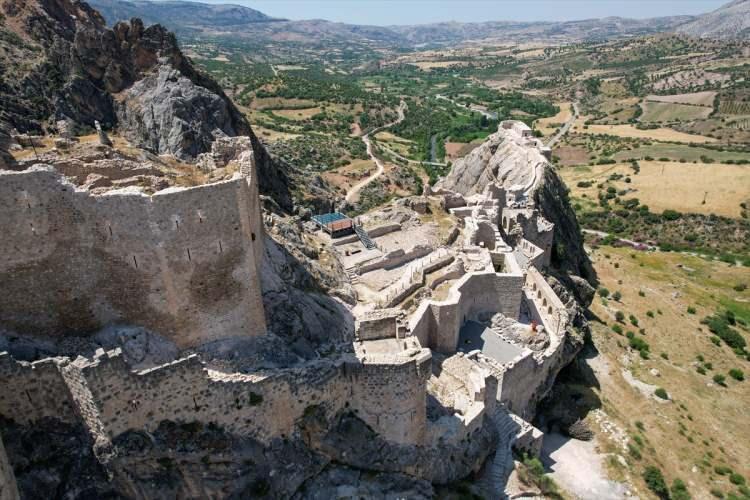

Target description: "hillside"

left=89, top=0, right=694, bottom=48
left=677, top=0, right=750, bottom=39
left=90, top=0, right=277, bottom=28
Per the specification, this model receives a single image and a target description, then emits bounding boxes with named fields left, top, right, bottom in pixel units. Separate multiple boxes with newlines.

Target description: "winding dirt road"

left=345, top=100, right=406, bottom=203
left=546, top=102, right=579, bottom=148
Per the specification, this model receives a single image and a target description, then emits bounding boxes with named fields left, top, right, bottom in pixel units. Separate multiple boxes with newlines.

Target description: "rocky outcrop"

left=0, top=0, right=293, bottom=209
left=676, top=0, right=750, bottom=39
left=261, top=218, right=355, bottom=350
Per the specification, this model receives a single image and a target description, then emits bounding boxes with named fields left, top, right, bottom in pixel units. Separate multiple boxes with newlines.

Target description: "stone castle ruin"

left=0, top=122, right=580, bottom=497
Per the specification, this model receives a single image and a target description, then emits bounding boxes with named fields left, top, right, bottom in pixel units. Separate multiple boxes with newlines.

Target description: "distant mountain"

left=88, top=0, right=697, bottom=47
left=676, top=0, right=750, bottom=39
left=389, top=16, right=694, bottom=45
left=89, top=0, right=278, bottom=30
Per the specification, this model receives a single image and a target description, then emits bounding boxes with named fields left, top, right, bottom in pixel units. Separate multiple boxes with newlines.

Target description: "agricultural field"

left=574, top=122, right=718, bottom=143
left=560, top=161, right=750, bottom=218
left=638, top=101, right=713, bottom=123
left=645, top=91, right=716, bottom=107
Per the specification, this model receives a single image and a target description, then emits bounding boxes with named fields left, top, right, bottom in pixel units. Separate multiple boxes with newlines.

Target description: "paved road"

left=546, top=101, right=579, bottom=149
left=345, top=101, right=406, bottom=203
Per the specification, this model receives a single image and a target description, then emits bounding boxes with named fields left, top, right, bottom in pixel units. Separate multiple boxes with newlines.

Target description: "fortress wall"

left=0, top=167, right=265, bottom=348
left=0, top=433, right=19, bottom=500
left=78, top=350, right=347, bottom=443
left=0, top=353, right=78, bottom=425
left=345, top=351, right=432, bottom=445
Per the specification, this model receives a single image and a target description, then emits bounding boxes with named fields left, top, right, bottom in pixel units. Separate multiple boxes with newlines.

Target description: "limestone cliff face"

left=438, top=130, right=596, bottom=303
left=0, top=0, right=292, bottom=209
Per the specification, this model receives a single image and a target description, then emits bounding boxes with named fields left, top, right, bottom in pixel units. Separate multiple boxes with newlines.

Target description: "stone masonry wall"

left=65, top=348, right=433, bottom=447
left=344, top=351, right=432, bottom=445
left=496, top=267, right=569, bottom=418
left=0, top=165, right=266, bottom=348
left=410, top=270, right=525, bottom=354
left=0, top=353, right=78, bottom=425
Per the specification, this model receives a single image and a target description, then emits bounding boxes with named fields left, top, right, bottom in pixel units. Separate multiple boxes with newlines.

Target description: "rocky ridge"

left=0, top=0, right=292, bottom=209
left=676, top=0, right=750, bottom=39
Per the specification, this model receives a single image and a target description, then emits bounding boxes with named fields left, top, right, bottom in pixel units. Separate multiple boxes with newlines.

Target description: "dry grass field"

left=573, top=119, right=718, bottom=143
left=639, top=102, right=713, bottom=123
left=586, top=246, right=749, bottom=500
left=645, top=91, right=717, bottom=107
left=271, top=107, right=323, bottom=121
left=535, top=102, right=573, bottom=135
left=560, top=161, right=750, bottom=218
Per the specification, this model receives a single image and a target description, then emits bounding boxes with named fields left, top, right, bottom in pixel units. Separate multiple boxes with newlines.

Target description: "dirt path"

left=345, top=101, right=406, bottom=203
left=546, top=102, right=579, bottom=148
left=542, top=433, right=630, bottom=500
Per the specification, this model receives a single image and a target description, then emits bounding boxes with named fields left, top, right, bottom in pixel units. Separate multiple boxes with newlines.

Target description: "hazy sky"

left=192, top=0, right=729, bottom=25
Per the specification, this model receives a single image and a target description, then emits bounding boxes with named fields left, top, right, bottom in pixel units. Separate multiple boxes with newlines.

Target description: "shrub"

left=670, top=478, right=691, bottom=500
left=612, top=324, right=624, bottom=335
left=663, top=209, right=682, bottom=221
left=734, top=283, right=747, bottom=292
left=687, top=306, right=696, bottom=314
left=660, top=352, right=668, bottom=360
left=629, top=314, right=639, bottom=326
left=628, top=442, right=642, bottom=460
left=616, top=311, right=625, bottom=322
left=713, top=374, right=726, bottom=386
left=730, top=472, right=746, bottom=485
left=635, top=421, right=645, bottom=431
left=710, top=488, right=724, bottom=498
left=598, top=287, right=610, bottom=298
left=647, top=311, right=654, bottom=318
left=729, top=368, right=744, bottom=381
left=703, top=313, right=747, bottom=351
left=643, top=466, right=669, bottom=499
left=715, top=465, right=732, bottom=475
left=613, top=291, right=622, bottom=301
left=654, top=388, right=669, bottom=399
left=697, top=366, right=706, bottom=375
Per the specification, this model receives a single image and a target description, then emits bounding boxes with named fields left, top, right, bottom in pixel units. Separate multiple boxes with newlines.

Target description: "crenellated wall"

left=0, top=163, right=266, bottom=348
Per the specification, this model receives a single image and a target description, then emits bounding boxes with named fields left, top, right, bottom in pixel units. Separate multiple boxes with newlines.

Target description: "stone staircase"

left=345, top=269, right=360, bottom=285
left=479, top=407, right=523, bottom=499
left=354, top=225, right=376, bottom=250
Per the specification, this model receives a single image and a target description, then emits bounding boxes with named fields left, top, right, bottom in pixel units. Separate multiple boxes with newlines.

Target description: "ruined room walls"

left=0, top=167, right=266, bottom=348
left=497, top=267, right=569, bottom=419
left=409, top=270, right=525, bottom=354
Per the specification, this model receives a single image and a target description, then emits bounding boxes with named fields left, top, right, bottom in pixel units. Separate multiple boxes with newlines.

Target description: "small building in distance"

left=313, top=212, right=355, bottom=238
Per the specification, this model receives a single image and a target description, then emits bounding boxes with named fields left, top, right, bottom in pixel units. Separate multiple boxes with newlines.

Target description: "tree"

left=615, top=311, right=625, bottom=323
left=643, top=466, right=669, bottom=499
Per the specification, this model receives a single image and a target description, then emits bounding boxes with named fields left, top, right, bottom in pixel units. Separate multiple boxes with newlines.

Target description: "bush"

left=687, top=306, right=696, bottom=314
left=730, top=472, right=746, bottom=485
left=703, top=313, right=747, bottom=352
left=713, top=374, right=726, bottom=386
left=643, top=466, right=669, bottom=499
left=697, top=366, right=706, bottom=375
left=663, top=209, right=682, bottom=221
left=613, top=291, right=622, bottom=301
left=654, top=388, right=669, bottom=399
left=629, top=314, right=639, bottom=326
left=647, top=311, right=654, bottom=318
left=598, top=287, right=610, bottom=298
left=616, top=311, right=625, bottom=322
left=715, top=465, right=732, bottom=475
left=670, top=478, right=691, bottom=500
left=612, top=324, right=624, bottom=335
left=729, top=368, right=744, bottom=381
